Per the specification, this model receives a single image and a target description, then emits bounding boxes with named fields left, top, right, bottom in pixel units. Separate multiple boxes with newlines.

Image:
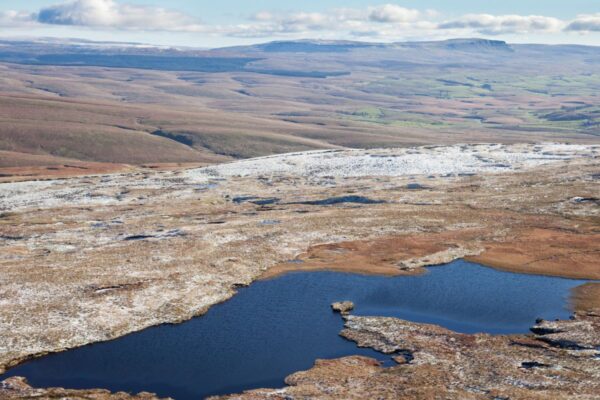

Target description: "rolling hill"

left=0, top=38, right=599, bottom=174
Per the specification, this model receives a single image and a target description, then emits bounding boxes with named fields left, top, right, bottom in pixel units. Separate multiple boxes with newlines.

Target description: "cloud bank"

left=0, top=1, right=599, bottom=43
left=0, top=10, right=37, bottom=27
left=566, top=14, right=600, bottom=32
left=438, top=14, right=564, bottom=35
left=368, top=4, right=420, bottom=23
left=35, top=0, right=201, bottom=31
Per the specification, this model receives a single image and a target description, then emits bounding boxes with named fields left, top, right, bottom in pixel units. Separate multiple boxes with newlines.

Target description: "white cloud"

left=251, top=11, right=274, bottom=22
left=36, top=0, right=203, bottom=31
left=226, top=8, right=571, bottom=40
left=438, top=14, right=564, bottom=35
left=226, top=6, right=426, bottom=39
left=0, top=10, right=36, bottom=27
left=565, top=14, right=600, bottom=32
left=229, top=11, right=332, bottom=37
left=0, top=1, right=597, bottom=45
left=368, top=4, right=420, bottom=23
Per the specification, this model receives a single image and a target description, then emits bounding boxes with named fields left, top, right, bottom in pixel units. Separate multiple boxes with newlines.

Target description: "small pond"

left=1, top=260, right=588, bottom=399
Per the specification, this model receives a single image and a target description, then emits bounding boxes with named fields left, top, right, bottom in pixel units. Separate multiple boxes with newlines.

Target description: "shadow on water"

left=1, top=260, right=589, bottom=399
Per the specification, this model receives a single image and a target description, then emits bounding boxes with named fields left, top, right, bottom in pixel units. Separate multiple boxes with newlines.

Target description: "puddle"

left=0, top=235, right=25, bottom=241
left=122, top=230, right=185, bottom=241
left=232, top=196, right=257, bottom=204
left=520, top=361, right=551, bottom=369
left=232, top=196, right=280, bottom=205
left=291, top=195, right=386, bottom=205
left=406, top=183, right=430, bottom=190
left=571, top=197, right=599, bottom=204
left=1, top=260, right=588, bottom=399
left=260, top=219, right=280, bottom=225
left=123, top=235, right=154, bottom=241
left=250, top=198, right=279, bottom=206
left=195, top=183, right=219, bottom=191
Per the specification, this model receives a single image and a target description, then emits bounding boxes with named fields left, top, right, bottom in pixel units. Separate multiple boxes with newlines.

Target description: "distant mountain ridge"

left=216, top=38, right=513, bottom=53
left=398, top=38, right=513, bottom=52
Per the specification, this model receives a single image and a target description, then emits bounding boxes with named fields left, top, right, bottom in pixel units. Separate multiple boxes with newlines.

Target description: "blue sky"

left=1, top=0, right=599, bottom=47
left=5, top=0, right=597, bottom=20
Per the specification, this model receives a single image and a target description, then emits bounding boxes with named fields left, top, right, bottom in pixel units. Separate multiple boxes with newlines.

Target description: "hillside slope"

left=1, top=38, right=599, bottom=169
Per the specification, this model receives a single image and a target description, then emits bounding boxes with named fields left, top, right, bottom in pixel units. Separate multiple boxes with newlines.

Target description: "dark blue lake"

left=2, top=260, right=588, bottom=399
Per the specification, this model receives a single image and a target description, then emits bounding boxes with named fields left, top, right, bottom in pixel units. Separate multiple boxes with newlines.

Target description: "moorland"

left=0, top=38, right=599, bottom=178
left=0, top=38, right=599, bottom=400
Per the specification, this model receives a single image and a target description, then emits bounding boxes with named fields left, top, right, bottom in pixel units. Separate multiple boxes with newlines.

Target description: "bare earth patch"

left=572, top=283, right=600, bottom=315
left=468, top=228, right=600, bottom=279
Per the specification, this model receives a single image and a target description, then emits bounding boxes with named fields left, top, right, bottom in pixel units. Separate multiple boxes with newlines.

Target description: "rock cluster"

left=531, top=314, right=600, bottom=349
left=331, top=301, right=354, bottom=315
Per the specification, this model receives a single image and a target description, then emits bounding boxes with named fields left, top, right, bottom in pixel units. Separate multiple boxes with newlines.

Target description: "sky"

left=0, top=0, right=599, bottom=48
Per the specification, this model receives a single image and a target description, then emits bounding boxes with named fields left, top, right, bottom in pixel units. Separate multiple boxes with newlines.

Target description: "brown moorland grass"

left=2, top=50, right=600, bottom=170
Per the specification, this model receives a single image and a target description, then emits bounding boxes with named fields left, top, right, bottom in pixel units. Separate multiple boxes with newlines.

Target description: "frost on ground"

left=0, top=142, right=598, bottom=394
left=187, top=143, right=598, bottom=179
left=1, top=143, right=597, bottom=212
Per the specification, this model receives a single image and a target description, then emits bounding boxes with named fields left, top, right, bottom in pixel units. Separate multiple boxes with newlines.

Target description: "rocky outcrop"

left=331, top=301, right=354, bottom=315
left=396, top=245, right=482, bottom=271
left=531, top=314, right=600, bottom=349
left=0, top=376, right=166, bottom=400
left=218, top=313, right=600, bottom=399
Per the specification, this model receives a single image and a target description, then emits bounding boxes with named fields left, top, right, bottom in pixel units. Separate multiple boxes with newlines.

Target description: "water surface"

left=2, top=260, right=587, bottom=399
